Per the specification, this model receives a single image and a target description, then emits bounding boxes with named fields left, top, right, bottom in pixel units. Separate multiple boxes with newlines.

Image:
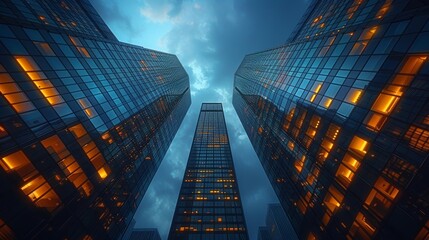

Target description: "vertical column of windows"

left=365, top=56, right=427, bottom=131
left=14, top=56, right=72, bottom=116
left=0, top=72, right=35, bottom=113
left=41, top=135, right=93, bottom=196
left=68, top=124, right=110, bottom=180
left=0, top=151, right=61, bottom=211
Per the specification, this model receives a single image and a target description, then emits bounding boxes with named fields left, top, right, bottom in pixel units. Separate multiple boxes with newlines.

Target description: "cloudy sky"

left=91, top=0, right=309, bottom=239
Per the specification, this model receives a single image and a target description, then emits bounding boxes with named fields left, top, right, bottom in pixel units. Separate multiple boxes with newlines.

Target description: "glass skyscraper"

left=257, top=203, right=298, bottom=240
left=0, top=0, right=190, bottom=239
left=233, top=0, right=429, bottom=239
left=169, top=103, right=248, bottom=240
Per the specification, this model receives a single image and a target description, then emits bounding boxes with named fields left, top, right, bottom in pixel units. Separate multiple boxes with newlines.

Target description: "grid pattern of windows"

left=0, top=0, right=191, bottom=239
left=233, top=0, right=429, bottom=239
left=169, top=103, right=248, bottom=240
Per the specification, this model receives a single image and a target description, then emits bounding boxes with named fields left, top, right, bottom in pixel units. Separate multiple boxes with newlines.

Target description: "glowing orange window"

left=41, top=135, right=93, bottom=196
left=14, top=56, right=64, bottom=105
left=68, top=124, right=110, bottom=180
left=1, top=151, right=61, bottom=211
left=0, top=73, right=35, bottom=113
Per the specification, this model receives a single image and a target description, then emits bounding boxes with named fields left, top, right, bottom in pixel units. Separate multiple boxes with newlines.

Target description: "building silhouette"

left=169, top=103, right=248, bottom=240
left=257, top=203, right=298, bottom=240
left=233, top=0, right=429, bottom=239
left=0, top=0, right=190, bottom=239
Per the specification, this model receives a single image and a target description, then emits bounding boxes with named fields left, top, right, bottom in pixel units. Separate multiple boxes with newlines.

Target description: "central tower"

left=169, top=103, right=249, bottom=240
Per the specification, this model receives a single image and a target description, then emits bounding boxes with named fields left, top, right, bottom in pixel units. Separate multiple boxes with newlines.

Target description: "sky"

left=91, top=1, right=309, bottom=239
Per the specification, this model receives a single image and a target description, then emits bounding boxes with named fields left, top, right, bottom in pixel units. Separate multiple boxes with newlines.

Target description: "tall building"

left=233, top=0, right=429, bottom=239
left=257, top=203, right=299, bottom=240
left=257, top=227, right=271, bottom=240
left=0, top=0, right=190, bottom=239
left=129, top=228, right=161, bottom=240
left=168, top=103, right=249, bottom=240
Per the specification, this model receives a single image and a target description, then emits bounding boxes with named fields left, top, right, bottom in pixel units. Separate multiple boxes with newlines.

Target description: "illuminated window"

left=69, top=124, right=110, bottom=180
left=326, top=124, right=340, bottom=140
left=350, top=41, right=368, bottom=55
left=365, top=112, right=387, bottom=131
left=0, top=219, right=14, bottom=239
left=307, top=232, right=317, bottom=240
left=376, top=0, right=391, bottom=19
left=405, top=125, right=429, bottom=151
left=41, top=135, right=93, bottom=196
left=78, top=98, right=96, bottom=118
left=359, top=27, right=378, bottom=40
left=365, top=177, right=399, bottom=202
left=14, top=56, right=64, bottom=105
left=323, top=97, right=332, bottom=108
left=324, top=186, right=343, bottom=212
left=309, top=83, right=322, bottom=102
left=69, top=36, right=91, bottom=58
left=349, top=136, right=369, bottom=156
left=101, top=132, right=114, bottom=144
left=400, top=56, right=427, bottom=74
left=346, top=89, right=362, bottom=104
left=336, top=164, right=355, bottom=187
left=0, top=151, right=61, bottom=211
left=282, top=107, right=295, bottom=131
left=349, top=212, right=376, bottom=240
left=0, top=73, right=35, bottom=113
left=371, top=93, right=398, bottom=114
left=365, top=56, right=427, bottom=131
left=415, top=220, right=429, bottom=240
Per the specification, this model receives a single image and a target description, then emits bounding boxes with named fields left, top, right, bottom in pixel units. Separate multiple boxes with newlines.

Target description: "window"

left=346, top=89, right=362, bottom=104
left=349, top=136, right=369, bottom=156
left=69, top=36, right=91, bottom=58
left=0, top=151, right=61, bottom=211
left=34, top=42, right=55, bottom=56
left=41, top=135, right=93, bottom=196
left=364, top=177, right=399, bottom=218
left=15, top=56, right=64, bottom=105
left=69, top=124, right=110, bottom=180
left=365, top=56, right=427, bottom=131
left=0, top=73, right=35, bottom=113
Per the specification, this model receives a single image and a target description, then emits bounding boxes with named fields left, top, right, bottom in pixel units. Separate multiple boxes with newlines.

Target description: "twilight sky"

left=91, top=1, right=309, bottom=239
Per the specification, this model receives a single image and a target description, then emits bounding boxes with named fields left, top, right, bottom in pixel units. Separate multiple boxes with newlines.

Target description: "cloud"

left=214, top=88, right=230, bottom=103
left=140, top=4, right=173, bottom=23
left=188, top=60, right=210, bottom=91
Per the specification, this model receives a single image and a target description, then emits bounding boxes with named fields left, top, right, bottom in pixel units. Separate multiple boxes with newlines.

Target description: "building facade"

left=130, top=228, right=161, bottom=240
left=257, top=227, right=271, bottom=240
left=169, top=103, right=248, bottom=240
left=257, top=203, right=299, bottom=240
left=233, top=0, right=429, bottom=239
left=0, top=0, right=191, bottom=239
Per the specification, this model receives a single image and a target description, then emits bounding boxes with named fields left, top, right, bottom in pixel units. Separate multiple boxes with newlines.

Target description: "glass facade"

left=0, top=0, right=191, bottom=239
left=130, top=228, right=161, bottom=240
left=169, top=103, right=249, bottom=240
left=233, top=0, right=429, bottom=239
left=257, top=203, right=298, bottom=240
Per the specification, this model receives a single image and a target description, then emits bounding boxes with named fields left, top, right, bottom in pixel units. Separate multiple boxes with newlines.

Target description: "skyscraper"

left=233, top=0, right=429, bottom=239
left=257, top=203, right=298, bottom=240
left=0, top=0, right=190, bottom=239
left=130, top=228, right=161, bottom=240
left=169, top=103, right=248, bottom=240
